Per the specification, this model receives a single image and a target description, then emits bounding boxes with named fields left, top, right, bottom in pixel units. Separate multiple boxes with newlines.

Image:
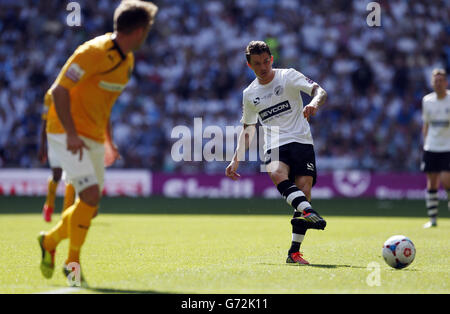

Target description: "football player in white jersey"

left=421, top=68, right=450, bottom=228
left=226, top=41, right=328, bottom=264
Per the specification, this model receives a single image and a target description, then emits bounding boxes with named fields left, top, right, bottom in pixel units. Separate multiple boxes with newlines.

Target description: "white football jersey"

left=422, top=90, right=450, bottom=152
left=241, top=68, right=316, bottom=152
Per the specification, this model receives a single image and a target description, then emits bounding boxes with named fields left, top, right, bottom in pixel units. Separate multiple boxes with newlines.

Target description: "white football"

left=382, top=235, right=416, bottom=269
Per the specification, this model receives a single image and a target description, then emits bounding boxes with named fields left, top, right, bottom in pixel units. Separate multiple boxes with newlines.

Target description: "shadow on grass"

left=39, top=284, right=172, bottom=294
left=287, top=263, right=419, bottom=271
left=85, top=286, right=172, bottom=294
left=385, top=268, right=419, bottom=272
left=306, top=264, right=366, bottom=269
left=259, top=263, right=366, bottom=269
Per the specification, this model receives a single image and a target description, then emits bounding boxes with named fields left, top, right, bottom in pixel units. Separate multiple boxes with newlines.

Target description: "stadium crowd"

left=0, top=0, right=449, bottom=173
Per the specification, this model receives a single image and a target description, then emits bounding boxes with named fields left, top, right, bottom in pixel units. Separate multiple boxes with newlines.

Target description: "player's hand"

left=303, top=104, right=318, bottom=121
left=38, top=144, right=48, bottom=164
left=66, top=134, right=89, bottom=161
left=104, top=142, right=121, bottom=167
left=225, top=160, right=241, bottom=181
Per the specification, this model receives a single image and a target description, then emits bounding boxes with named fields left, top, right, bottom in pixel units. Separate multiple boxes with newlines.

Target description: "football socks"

left=277, top=180, right=311, bottom=212
left=289, top=211, right=306, bottom=254
left=66, top=199, right=98, bottom=264
left=43, top=198, right=98, bottom=265
left=43, top=202, right=76, bottom=251
left=45, top=178, right=58, bottom=209
left=62, top=183, right=76, bottom=212
left=426, top=189, right=438, bottom=224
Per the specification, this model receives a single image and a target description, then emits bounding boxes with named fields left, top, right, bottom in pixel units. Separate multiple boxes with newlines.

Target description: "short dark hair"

left=114, top=0, right=158, bottom=34
left=245, top=41, right=271, bottom=63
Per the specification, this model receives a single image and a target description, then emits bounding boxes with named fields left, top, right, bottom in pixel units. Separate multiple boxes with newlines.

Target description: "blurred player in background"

left=226, top=41, right=327, bottom=264
left=38, top=93, right=76, bottom=223
left=421, top=68, right=450, bottom=228
left=37, top=0, right=158, bottom=286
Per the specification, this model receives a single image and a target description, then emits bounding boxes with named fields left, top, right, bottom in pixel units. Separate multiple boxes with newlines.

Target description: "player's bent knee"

left=79, top=185, right=101, bottom=206
left=440, top=172, right=450, bottom=188
left=268, top=169, right=289, bottom=185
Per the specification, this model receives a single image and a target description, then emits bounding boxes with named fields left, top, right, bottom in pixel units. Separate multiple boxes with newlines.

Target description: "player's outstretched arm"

left=303, top=85, right=327, bottom=120
left=226, top=124, right=256, bottom=181
left=52, top=84, right=88, bottom=160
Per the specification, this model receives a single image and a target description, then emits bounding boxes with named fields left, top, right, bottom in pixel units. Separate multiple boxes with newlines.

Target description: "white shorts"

left=47, top=133, right=105, bottom=194
left=48, top=142, right=61, bottom=168
left=47, top=144, right=71, bottom=184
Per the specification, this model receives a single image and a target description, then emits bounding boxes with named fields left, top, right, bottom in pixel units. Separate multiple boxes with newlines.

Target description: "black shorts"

left=264, top=142, right=317, bottom=186
left=421, top=151, right=450, bottom=172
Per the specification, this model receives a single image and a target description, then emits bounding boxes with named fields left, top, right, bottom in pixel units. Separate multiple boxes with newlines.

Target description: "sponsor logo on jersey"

left=253, top=93, right=274, bottom=106
left=259, top=100, right=291, bottom=121
left=98, top=80, right=127, bottom=92
left=430, top=120, right=450, bottom=127
left=65, top=63, right=85, bottom=83
left=274, top=85, right=284, bottom=96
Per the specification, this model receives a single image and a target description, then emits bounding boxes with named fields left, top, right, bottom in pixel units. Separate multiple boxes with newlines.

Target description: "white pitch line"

left=35, top=287, right=86, bottom=294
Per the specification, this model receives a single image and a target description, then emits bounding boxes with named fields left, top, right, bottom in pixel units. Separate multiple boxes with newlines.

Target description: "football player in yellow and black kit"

left=38, top=0, right=158, bottom=287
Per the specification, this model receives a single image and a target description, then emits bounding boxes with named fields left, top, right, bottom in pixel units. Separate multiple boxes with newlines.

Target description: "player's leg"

left=39, top=134, right=100, bottom=282
left=293, top=175, right=325, bottom=223
left=269, top=159, right=313, bottom=217
left=440, top=171, right=450, bottom=212
left=295, top=175, right=313, bottom=202
left=65, top=185, right=100, bottom=266
left=40, top=184, right=98, bottom=283
left=54, top=185, right=99, bottom=288
left=62, top=136, right=105, bottom=286
left=421, top=151, right=442, bottom=228
left=267, top=145, right=324, bottom=265
left=266, top=160, right=307, bottom=264
left=288, top=143, right=325, bottom=227
left=288, top=176, right=313, bottom=256
left=42, top=134, right=98, bottom=249
left=287, top=174, right=328, bottom=265
left=42, top=167, right=62, bottom=222
left=286, top=144, right=326, bottom=264
left=268, top=160, right=313, bottom=214
left=424, top=172, right=440, bottom=228
left=62, top=181, right=76, bottom=213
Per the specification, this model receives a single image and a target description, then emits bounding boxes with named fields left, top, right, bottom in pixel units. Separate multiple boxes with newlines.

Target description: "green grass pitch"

left=0, top=196, right=448, bottom=294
